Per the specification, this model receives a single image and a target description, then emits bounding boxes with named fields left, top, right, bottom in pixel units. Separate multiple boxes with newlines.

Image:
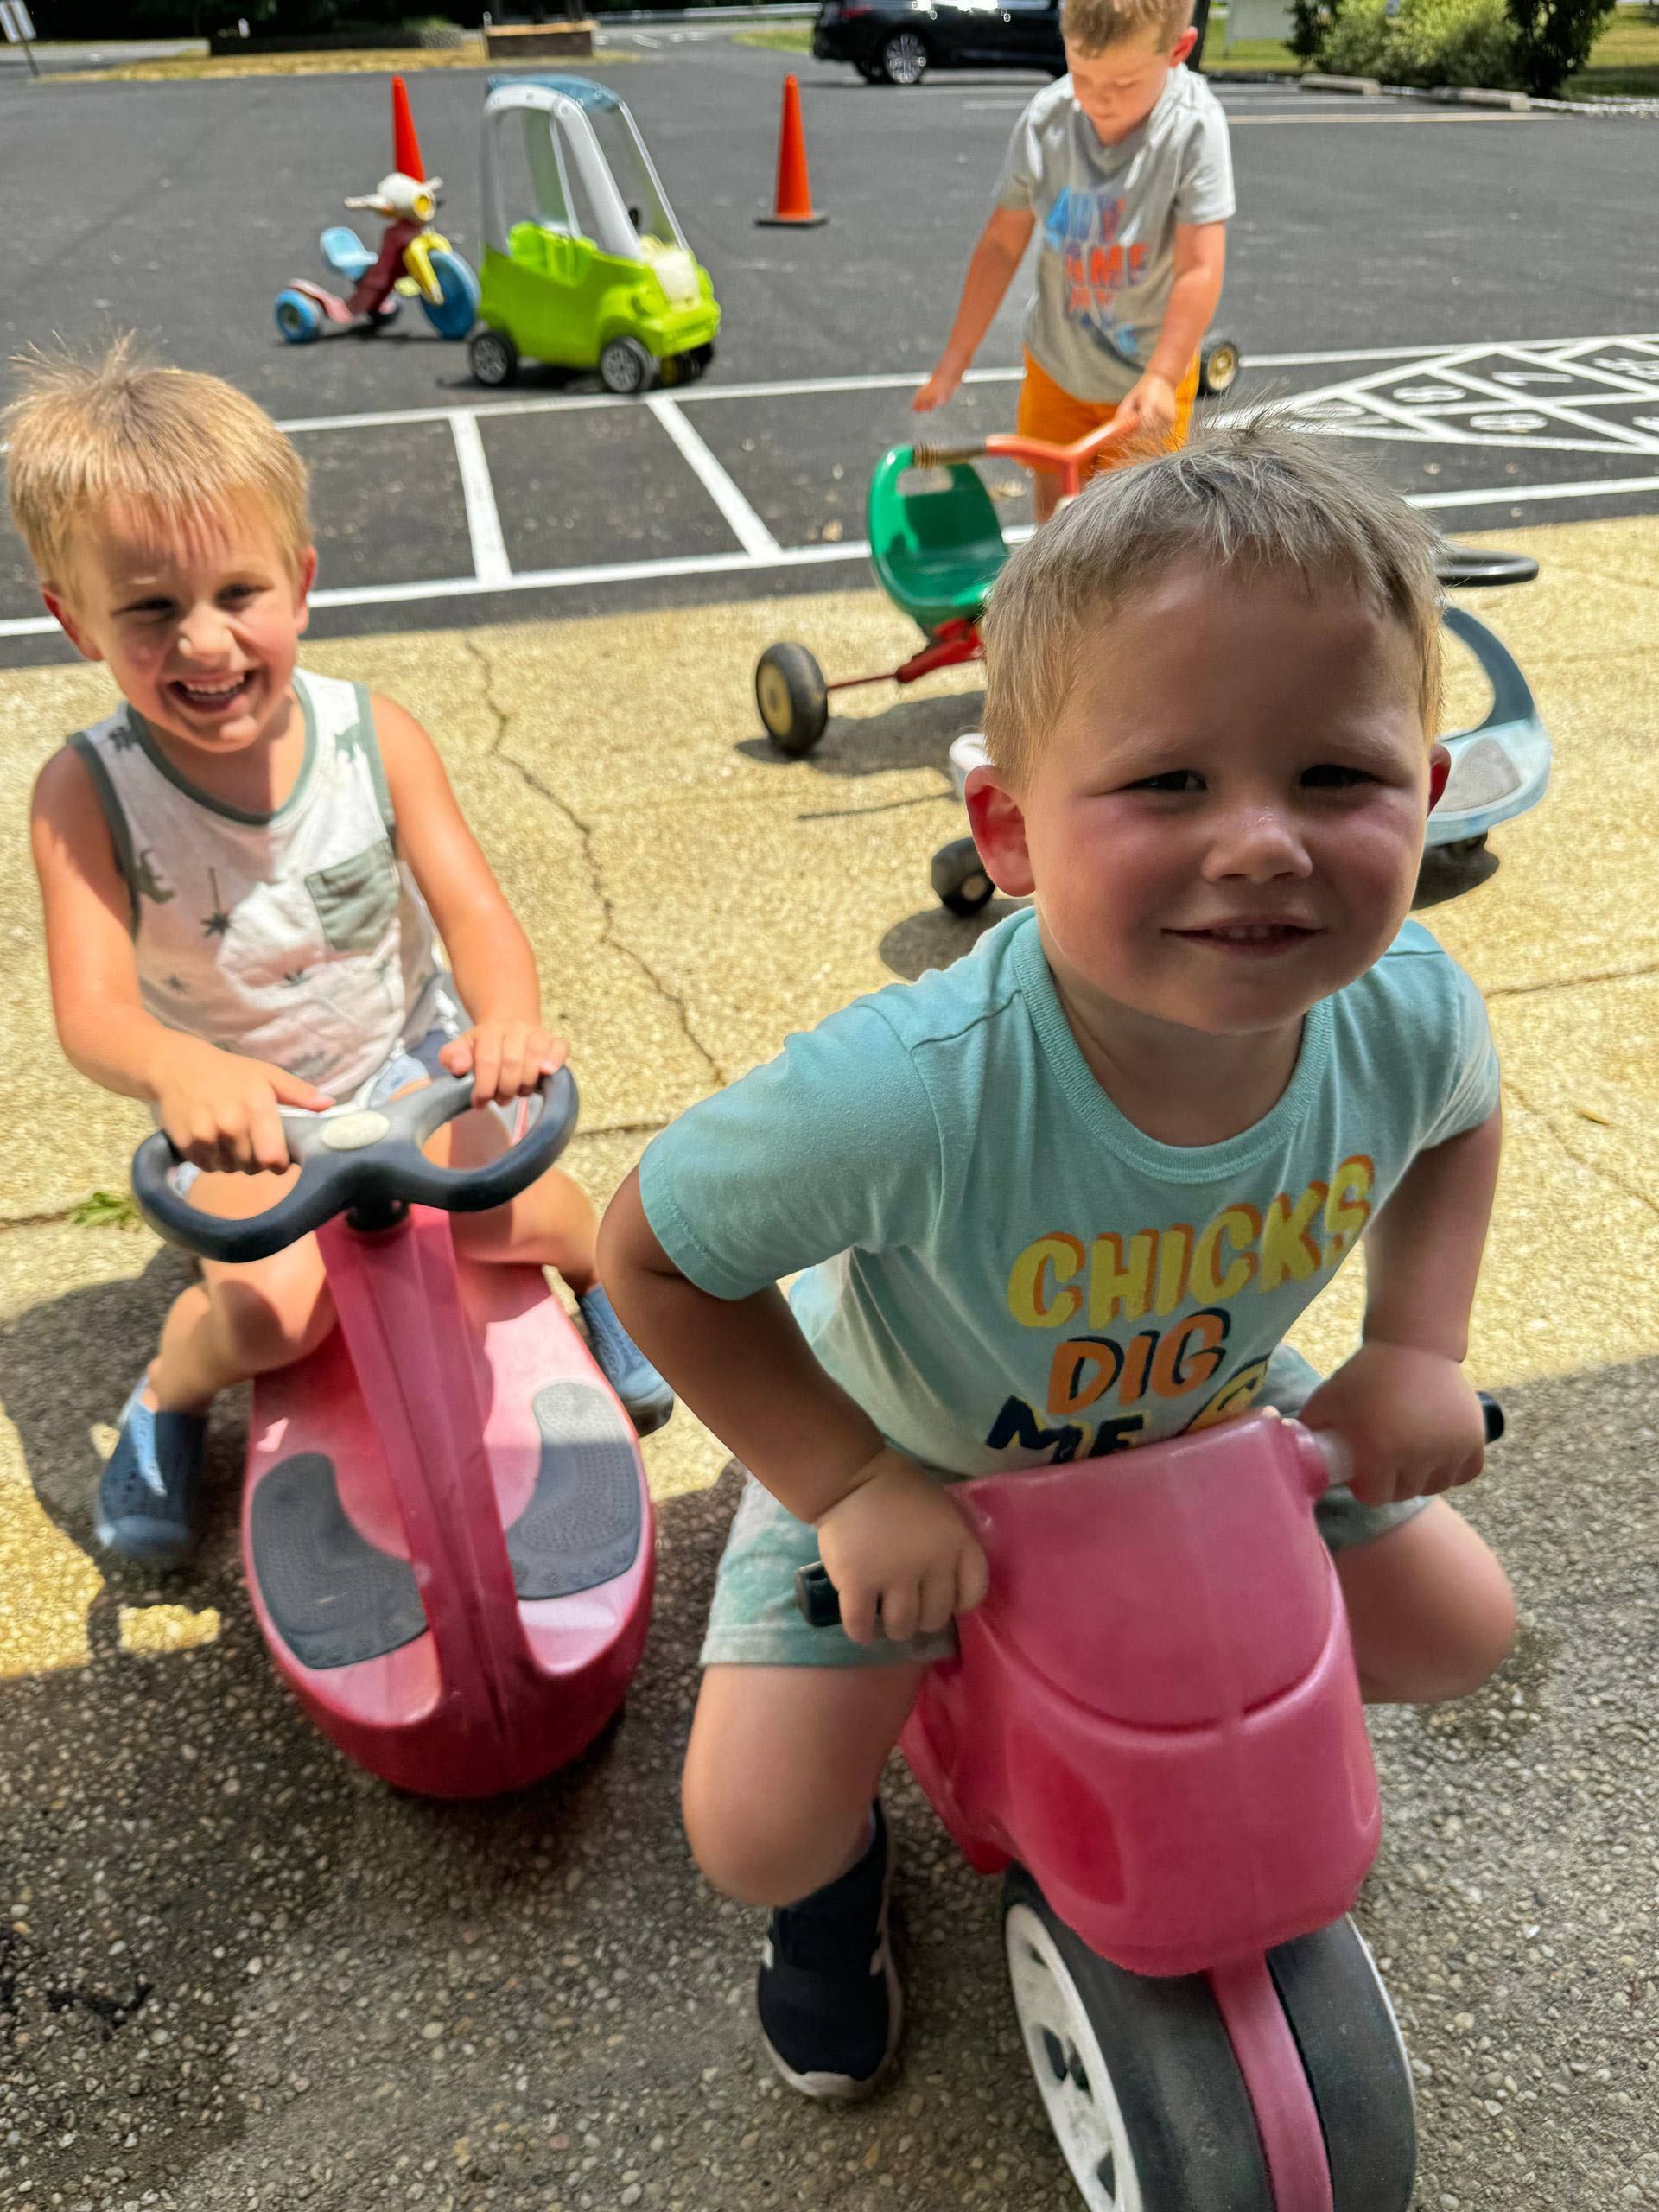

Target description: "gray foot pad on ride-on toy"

left=250, top=1452, right=427, bottom=1672
left=506, top=1379, right=643, bottom=1600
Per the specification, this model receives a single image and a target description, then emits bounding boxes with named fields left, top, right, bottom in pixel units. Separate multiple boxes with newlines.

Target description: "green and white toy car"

left=468, top=76, right=721, bottom=396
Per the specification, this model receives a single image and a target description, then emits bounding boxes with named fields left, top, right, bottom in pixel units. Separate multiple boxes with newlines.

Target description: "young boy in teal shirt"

left=600, top=424, right=1514, bottom=2101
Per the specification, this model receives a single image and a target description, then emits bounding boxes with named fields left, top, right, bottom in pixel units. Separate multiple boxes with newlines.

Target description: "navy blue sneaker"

left=577, top=1287, right=675, bottom=1436
left=758, top=1801, right=902, bottom=2101
left=95, top=1376, right=208, bottom=1565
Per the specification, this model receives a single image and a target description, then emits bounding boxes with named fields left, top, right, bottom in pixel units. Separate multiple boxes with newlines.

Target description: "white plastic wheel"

left=1005, top=1903, right=1145, bottom=2212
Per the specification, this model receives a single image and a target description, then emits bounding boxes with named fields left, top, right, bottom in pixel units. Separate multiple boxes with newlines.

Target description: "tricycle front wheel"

left=755, top=644, right=829, bottom=756
left=422, top=250, right=481, bottom=341
left=1002, top=1867, right=1274, bottom=2212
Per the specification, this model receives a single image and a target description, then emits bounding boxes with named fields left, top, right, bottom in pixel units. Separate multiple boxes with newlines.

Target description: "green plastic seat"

left=867, top=444, right=1009, bottom=637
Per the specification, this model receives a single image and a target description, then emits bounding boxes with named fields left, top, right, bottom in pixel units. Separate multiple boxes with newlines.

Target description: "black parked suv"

left=813, top=0, right=1065, bottom=85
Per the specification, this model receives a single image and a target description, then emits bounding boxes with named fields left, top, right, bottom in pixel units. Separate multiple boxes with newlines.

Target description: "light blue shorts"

left=699, top=1344, right=1429, bottom=1671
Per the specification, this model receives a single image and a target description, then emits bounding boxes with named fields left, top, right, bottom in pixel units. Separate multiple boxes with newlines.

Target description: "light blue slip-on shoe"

left=577, top=1287, right=676, bottom=1438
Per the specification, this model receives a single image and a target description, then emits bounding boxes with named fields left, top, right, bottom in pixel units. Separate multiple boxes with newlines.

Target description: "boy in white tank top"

left=9, top=340, right=671, bottom=1564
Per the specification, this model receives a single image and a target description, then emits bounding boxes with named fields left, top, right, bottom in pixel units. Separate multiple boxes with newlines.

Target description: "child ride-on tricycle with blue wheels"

left=467, top=77, right=721, bottom=397
left=273, top=76, right=481, bottom=349
left=131, top=1066, right=653, bottom=1800
left=798, top=1394, right=1503, bottom=2210
left=753, top=423, right=1553, bottom=916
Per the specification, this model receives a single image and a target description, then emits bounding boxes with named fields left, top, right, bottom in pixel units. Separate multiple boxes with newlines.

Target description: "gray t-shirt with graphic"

left=995, top=66, right=1234, bottom=403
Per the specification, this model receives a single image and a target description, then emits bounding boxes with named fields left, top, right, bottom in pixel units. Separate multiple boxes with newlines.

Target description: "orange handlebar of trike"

left=911, top=416, right=1135, bottom=499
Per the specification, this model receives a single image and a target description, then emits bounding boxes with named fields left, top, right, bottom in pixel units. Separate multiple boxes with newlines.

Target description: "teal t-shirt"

left=639, top=911, right=1499, bottom=1478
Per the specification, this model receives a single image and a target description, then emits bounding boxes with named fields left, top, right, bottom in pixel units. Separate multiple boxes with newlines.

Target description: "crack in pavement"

left=458, top=634, right=727, bottom=1091
left=1504, top=1080, right=1659, bottom=1225
left=1487, top=958, right=1659, bottom=1001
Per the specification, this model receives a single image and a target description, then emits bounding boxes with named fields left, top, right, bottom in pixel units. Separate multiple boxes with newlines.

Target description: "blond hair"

left=1061, top=0, right=1195, bottom=54
left=982, top=418, right=1444, bottom=788
left=3, top=335, right=311, bottom=593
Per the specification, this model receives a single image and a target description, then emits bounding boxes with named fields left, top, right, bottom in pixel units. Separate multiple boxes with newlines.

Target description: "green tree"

left=1504, top=0, right=1617, bottom=92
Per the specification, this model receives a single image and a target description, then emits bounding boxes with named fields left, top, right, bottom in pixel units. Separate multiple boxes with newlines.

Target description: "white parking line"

left=3, top=467, right=1655, bottom=641
left=5, top=335, right=1658, bottom=642
left=448, top=411, right=512, bottom=589
left=645, top=392, right=782, bottom=559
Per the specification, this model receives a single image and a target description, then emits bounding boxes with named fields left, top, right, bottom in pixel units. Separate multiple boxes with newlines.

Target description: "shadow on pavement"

left=2, top=1263, right=1656, bottom=2207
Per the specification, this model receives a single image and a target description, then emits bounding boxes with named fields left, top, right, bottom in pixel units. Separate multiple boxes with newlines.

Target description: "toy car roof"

left=485, top=73, right=623, bottom=113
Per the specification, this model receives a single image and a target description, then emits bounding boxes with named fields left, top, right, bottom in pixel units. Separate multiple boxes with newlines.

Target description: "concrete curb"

left=1298, top=70, right=1658, bottom=118
left=1414, top=80, right=1532, bottom=109
left=1300, top=70, right=1383, bottom=92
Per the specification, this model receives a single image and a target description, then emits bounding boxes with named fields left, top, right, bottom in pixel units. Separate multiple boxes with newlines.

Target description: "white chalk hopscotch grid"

left=1277, top=333, right=1659, bottom=457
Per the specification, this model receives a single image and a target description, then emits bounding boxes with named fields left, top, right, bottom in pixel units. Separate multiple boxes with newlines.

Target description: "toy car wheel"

left=1198, top=334, right=1242, bottom=397
left=274, top=289, right=321, bottom=346
left=755, top=644, right=829, bottom=756
left=1268, top=1918, right=1416, bottom=2210
left=1003, top=1869, right=1274, bottom=2212
left=469, top=329, right=518, bottom=388
left=423, top=249, right=482, bottom=341
left=931, top=836, right=995, bottom=918
left=600, top=336, right=654, bottom=397
left=880, top=29, right=929, bottom=82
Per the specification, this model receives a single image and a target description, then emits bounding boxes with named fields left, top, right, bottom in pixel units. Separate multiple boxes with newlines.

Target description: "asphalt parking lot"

left=2, top=42, right=1657, bottom=654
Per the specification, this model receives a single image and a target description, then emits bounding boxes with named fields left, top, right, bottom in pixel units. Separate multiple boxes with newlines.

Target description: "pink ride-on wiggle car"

left=798, top=1395, right=1503, bottom=2210
left=132, top=1067, right=653, bottom=1799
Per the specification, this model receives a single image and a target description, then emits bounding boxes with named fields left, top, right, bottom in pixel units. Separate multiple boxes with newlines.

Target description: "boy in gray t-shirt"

left=916, top=0, right=1233, bottom=520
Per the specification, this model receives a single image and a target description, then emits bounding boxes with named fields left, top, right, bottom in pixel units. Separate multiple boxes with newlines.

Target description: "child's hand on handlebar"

left=1114, top=371, right=1179, bottom=444
left=154, top=1039, right=334, bottom=1176
left=815, top=1448, right=989, bottom=1645
left=913, top=359, right=965, bottom=414
left=440, top=1020, right=569, bottom=1109
left=1300, top=1342, right=1490, bottom=1507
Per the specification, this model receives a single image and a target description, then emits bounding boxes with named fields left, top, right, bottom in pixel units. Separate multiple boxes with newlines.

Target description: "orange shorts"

left=1014, top=349, right=1201, bottom=481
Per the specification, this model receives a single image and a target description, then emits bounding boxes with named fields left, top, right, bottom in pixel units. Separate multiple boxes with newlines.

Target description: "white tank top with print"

left=69, top=671, right=448, bottom=1096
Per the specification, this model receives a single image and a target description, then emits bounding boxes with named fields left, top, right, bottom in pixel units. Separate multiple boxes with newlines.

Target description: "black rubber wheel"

left=468, top=328, right=518, bottom=389
left=1002, top=1866, right=1274, bottom=2212
left=1268, top=1917, right=1417, bottom=2211
left=931, top=835, right=995, bottom=917
left=600, top=335, right=653, bottom=397
left=1198, top=333, right=1241, bottom=397
left=755, top=643, right=830, bottom=755
left=857, top=56, right=884, bottom=79
left=1433, top=544, right=1539, bottom=590
left=880, top=29, right=929, bottom=82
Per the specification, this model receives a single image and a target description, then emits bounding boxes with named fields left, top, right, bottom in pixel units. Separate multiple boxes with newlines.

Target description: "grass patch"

left=56, top=36, right=641, bottom=82
left=71, top=1189, right=143, bottom=1231
left=1201, top=29, right=1302, bottom=69
left=1565, top=5, right=1659, bottom=95
left=738, top=16, right=1294, bottom=66
left=734, top=25, right=813, bottom=51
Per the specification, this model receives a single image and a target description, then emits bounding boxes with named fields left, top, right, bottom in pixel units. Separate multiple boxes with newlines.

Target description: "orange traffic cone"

left=391, top=73, right=425, bottom=181
left=757, top=73, right=828, bottom=228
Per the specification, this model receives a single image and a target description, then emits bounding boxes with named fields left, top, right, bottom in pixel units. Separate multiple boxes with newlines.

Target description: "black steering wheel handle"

left=131, top=1065, right=578, bottom=1265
